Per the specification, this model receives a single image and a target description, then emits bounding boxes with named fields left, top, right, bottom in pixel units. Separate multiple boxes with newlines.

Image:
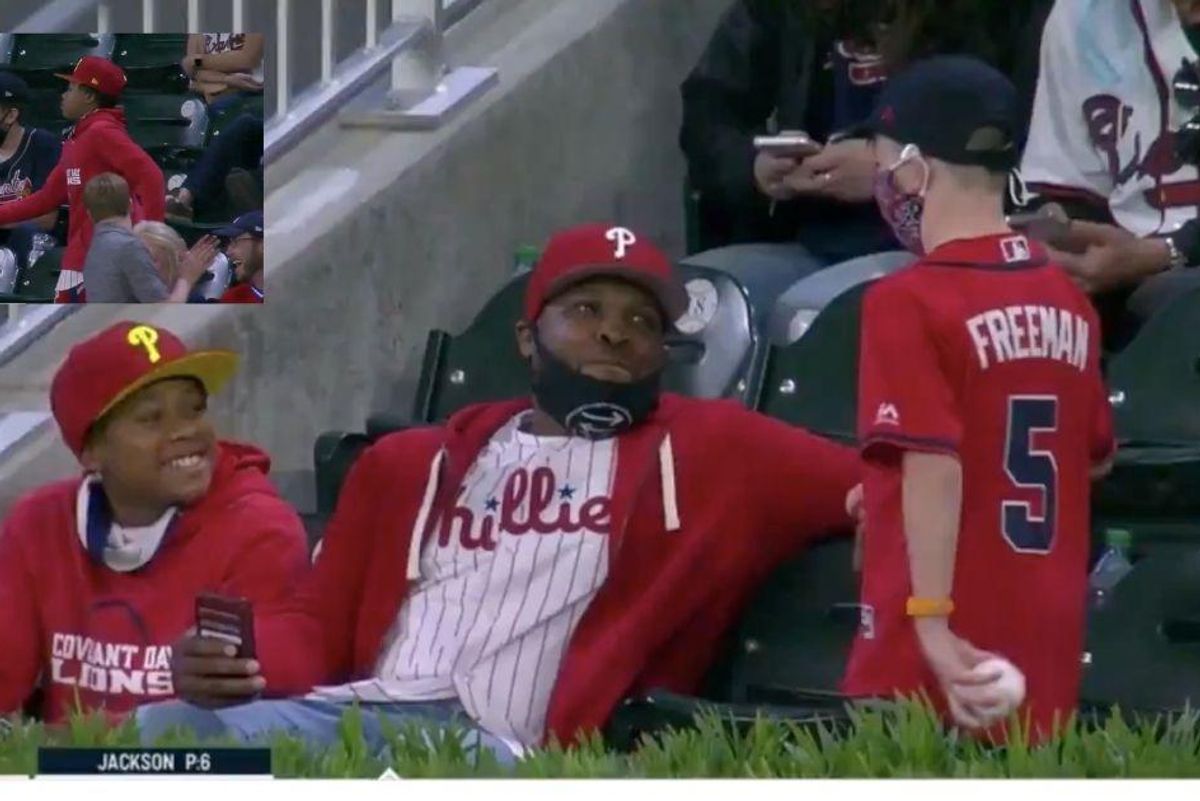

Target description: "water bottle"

left=513, top=245, right=541, bottom=276
left=1089, top=528, right=1134, bottom=610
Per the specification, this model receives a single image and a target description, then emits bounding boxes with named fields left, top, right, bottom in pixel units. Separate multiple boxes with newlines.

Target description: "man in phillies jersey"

left=840, top=56, right=1116, bottom=743
left=0, top=71, right=62, bottom=293
left=215, top=210, right=263, bottom=303
left=138, top=223, right=862, bottom=762
left=0, top=322, right=308, bottom=723
left=1021, top=0, right=1200, bottom=344
left=0, top=56, right=165, bottom=303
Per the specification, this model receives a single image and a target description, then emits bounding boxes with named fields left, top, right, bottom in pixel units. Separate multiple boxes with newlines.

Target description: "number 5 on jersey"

left=1003, top=396, right=1058, bottom=554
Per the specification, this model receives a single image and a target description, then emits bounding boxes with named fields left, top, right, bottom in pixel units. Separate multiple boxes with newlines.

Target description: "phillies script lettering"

left=50, top=633, right=174, bottom=696
left=438, top=466, right=610, bottom=551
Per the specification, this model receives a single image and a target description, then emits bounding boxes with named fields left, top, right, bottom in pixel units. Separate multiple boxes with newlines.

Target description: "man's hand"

left=1047, top=235, right=1170, bottom=294
left=914, top=618, right=1008, bottom=729
left=783, top=139, right=877, bottom=203
left=754, top=150, right=803, bottom=202
left=180, top=235, right=220, bottom=287
left=224, top=72, right=264, bottom=93
left=170, top=630, right=264, bottom=708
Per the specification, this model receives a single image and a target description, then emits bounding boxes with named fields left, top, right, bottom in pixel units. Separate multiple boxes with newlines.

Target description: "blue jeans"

left=183, top=112, right=263, bottom=213
left=135, top=697, right=521, bottom=767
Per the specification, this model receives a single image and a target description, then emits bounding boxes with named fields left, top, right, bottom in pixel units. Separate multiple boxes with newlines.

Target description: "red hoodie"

left=255, top=394, right=860, bottom=745
left=0, top=441, right=309, bottom=723
left=0, top=107, right=165, bottom=279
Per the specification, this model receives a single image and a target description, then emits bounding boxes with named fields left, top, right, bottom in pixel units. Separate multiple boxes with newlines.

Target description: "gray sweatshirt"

left=83, top=219, right=169, bottom=303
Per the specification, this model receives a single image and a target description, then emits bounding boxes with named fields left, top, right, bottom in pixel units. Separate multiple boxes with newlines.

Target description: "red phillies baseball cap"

left=55, top=55, right=127, bottom=98
left=523, top=223, right=688, bottom=327
left=50, top=322, right=239, bottom=457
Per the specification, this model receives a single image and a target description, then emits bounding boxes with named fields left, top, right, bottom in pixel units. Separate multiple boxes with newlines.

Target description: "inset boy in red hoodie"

left=0, top=321, right=309, bottom=723
left=140, top=224, right=863, bottom=763
left=0, top=57, right=166, bottom=302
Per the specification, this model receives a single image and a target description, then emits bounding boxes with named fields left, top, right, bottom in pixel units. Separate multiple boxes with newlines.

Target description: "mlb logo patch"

left=66, top=168, right=82, bottom=186
left=1000, top=235, right=1031, bottom=263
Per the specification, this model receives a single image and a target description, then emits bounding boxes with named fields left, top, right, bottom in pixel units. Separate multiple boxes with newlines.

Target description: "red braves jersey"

left=841, top=233, right=1115, bottom=742
left=0, top=442, right=308, bottom=723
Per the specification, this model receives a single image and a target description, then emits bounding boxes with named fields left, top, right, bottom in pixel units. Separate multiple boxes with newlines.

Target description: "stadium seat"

left=1092, top=287, right=1200, bottom=527
left=0, top=246, right=62, bottom=303
left=205, top=94, right=265, bottom=146
left=756, top=281, right=871, bottom=445
left=605, top=537, right=859, bottom=748
left=112, top=34, right=190, bottom=94
left=122, top=92, right=208, bottom=164
left=313, top=431, right=373, bottom=519
left=19, top=88, right=69, bottom=136
left=1081, top=540, right=1200, bottom=715
left=0, top=33, right=115, bottom=89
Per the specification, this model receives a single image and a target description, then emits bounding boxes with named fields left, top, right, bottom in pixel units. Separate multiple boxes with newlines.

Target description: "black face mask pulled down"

left=530, top=338, right=661, bottom=440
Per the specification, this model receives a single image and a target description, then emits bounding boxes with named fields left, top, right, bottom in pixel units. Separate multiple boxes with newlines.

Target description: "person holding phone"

left=0, top=322, right=308, bottom=723
left=679, top=0, right=1050, bottom=335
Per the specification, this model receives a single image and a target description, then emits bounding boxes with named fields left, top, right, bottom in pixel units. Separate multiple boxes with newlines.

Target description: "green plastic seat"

left=111, top=34, right=190, bottom=94
left=1081, top=540, right=1200, bottom=715
left=122, top=92, right=208, bottom=158
left=1, top=246, right=63, bottom=302
left=0, top=34, right=114, bottom=89
left=756, top=281, right=871, bottom=445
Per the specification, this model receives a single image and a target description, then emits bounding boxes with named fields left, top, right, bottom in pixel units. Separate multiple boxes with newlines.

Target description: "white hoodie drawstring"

left=407, top=449, right=446, bottom=580
left=659, top=434, right=681, bottom=532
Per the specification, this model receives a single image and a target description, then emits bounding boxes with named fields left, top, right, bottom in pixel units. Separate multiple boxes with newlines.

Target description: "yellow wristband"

left=906, top=597, right=955, bottom=617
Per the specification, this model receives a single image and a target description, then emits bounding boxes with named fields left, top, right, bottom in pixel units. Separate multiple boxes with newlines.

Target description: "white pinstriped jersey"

left=310, top=412, right=616, bottom=748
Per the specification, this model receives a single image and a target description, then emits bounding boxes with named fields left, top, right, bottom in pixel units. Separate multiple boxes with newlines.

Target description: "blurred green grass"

left=3, top=700, right=1200, bottom=778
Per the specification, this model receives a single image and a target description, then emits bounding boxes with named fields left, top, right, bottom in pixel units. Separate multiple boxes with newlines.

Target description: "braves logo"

left=605, top=226, right=636, bottom=259
left=127, top=325, right=161, bottom=363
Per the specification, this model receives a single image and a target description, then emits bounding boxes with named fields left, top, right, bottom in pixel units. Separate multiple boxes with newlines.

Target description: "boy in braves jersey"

left=0, top=72, right=62, bottom=289
left=839, top=57, right=1116, bottom=744
left=0, top=322, right=308, bottom=723
left=139, top=223, right=863, bottom=762
left=1020, top=0, right=1200, bottom=341
left=0, top=57, right=165, bottom=302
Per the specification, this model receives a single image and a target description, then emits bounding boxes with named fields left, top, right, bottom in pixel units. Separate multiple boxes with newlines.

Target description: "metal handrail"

left=264, top=18, right=428, bottom=164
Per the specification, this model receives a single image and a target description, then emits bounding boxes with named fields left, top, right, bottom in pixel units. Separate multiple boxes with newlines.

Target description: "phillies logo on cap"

left=605, top=226, right=636, bottom=259
left=127, top=325, right=162, bottom=363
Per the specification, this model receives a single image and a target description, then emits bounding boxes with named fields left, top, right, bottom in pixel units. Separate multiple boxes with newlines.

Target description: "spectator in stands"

left=134, top=220, right=231, bottom=303
left=136, top=223, right=862, bottom=761
left=166, top=112, right=263, bottom=225
left=0, top=57, right=165, bottom=302
left=0, top=72, right=62, bottom=295
left=182, top=34, right=265, bottom=112
left=0, top=321, right=308, bottom=724
left=1020, top=0, right=1200, bottom=348
left=82, top=172, right=218, bottom=303
left=679, top=0, right=1050, bottom=328
left=216, top=210, right=264, bottom=303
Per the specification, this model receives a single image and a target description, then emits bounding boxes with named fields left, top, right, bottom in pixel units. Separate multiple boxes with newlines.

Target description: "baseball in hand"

left=971, top=657, right=1026, bottom=717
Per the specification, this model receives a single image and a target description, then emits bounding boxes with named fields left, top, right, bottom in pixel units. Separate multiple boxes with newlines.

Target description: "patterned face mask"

left=873, top=144, right=929, bottom=256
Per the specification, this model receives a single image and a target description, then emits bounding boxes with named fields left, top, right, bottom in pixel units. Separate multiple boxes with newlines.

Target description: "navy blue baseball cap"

left=214, top=210, right=263, bottom=239
left=0, top=72, right=29, bottom=104
left=848, top=55, right=1019, bottom=172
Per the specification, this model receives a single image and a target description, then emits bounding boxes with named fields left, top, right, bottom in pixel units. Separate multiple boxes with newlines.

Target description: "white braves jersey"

left=310, top=412, right=616, bottom=748
left=1021, top=0, right=1200, bottom=236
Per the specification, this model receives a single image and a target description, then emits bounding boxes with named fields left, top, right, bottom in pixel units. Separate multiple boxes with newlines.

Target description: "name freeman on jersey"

left=966, top=305, right=1090, bottom=372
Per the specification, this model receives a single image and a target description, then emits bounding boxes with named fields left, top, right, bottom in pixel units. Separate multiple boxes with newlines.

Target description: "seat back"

left=14, top=246, right=62, bottom=302
left=1105, top=286, right=1200, bottom=446
left=1081, top=540, right=1200, bottom=714
left=756, top=282, right=870, bottom=444
left=123, top=93, right=208, bottom=153
left=0, top=34, right=114, bottom=88
left=112, top=34, right=190, bottom=93
left=665, top=263, right=766, bottom=406
left=719, top=537, right=860, bottom=704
